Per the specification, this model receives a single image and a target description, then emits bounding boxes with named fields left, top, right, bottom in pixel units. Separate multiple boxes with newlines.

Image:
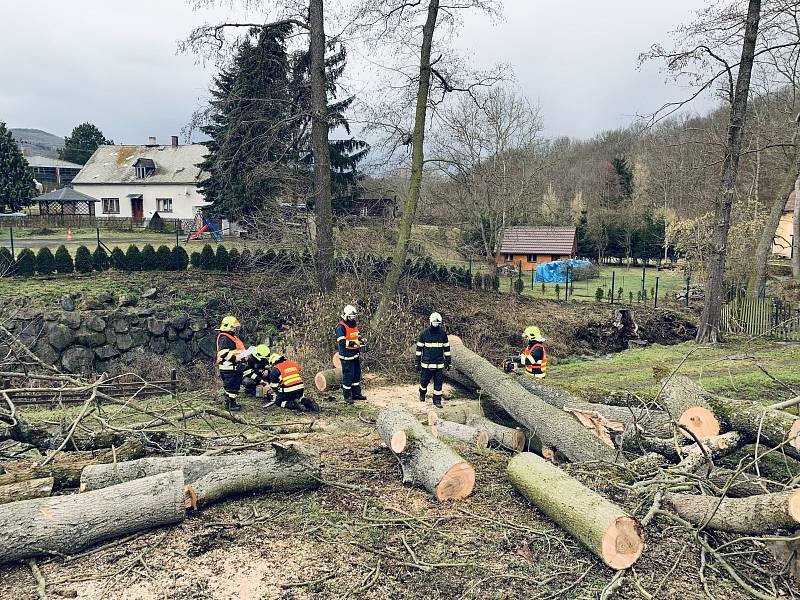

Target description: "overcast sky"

left=1, top=0, right=716, bottom=147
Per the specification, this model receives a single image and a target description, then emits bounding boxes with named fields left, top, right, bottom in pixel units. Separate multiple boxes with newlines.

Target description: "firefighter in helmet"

left=216, top=315, right=246, bottom=411
left=503, top=325, right=547, bottom=378
left=335, top=305, right=367, bottom=404
left=415, top=312, right=451, bottom=408
left=268, top=354, right=319, bottom=412
left=242, top=344, right=271, bottom=397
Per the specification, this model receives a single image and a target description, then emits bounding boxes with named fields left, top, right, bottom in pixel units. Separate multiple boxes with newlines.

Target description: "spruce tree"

left=155, top=245, right=173, bottom=270
left=59, top=123, right=113, bottom=165
left=215, top=245, right=230, bottom=271
left=190, top=251, right=202, bottom=269
left=74, top=246, right=93, bottom=274
left=35, top=247, right=56, bottom=275
left=172, top=246, right=190, bottom=271
left=199, top=244, right=216, bottom=270
left=93, top=246, right=110, bottom=271
left=0, top=247, right=14, bottom=276
left=54, top=245, right=74, bottom=274
left=0, top=122, right=36, bottom=212
left=15, top=249, right=35, bottom=276
left=141, top=244, right=157, bottom=271
left=109, top=247, right=126, bottom=270
left=125, top=245, right=142, bottom=271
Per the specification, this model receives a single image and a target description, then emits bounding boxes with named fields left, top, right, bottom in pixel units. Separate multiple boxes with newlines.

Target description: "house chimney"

left=171, top=135, right=179, bottom=147
left=148, top=136, right=157, bottom=145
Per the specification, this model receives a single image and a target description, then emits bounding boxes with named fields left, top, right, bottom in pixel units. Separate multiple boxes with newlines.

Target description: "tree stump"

left=664, top=490, right=800, bottom=533
left=314, top=368, right=342, bottom=392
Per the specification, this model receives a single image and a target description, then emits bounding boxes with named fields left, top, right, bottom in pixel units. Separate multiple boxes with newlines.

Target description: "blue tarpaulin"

left=534, top=259, right=592, bottom=283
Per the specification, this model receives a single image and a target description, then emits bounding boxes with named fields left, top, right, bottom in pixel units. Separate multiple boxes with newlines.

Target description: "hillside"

left=10, top=127, right=64, bottom=158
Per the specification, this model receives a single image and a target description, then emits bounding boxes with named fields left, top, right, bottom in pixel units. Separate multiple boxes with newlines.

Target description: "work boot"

left=352, top=390, right=367, bottom=401
left=433, top=396, right=443, bottom=409
left=301, top=397, right=320, bottom=412
left=344, top=395, right=354, bottom=405
left=225, top=397, right=242, bottom=412
left=419, top=390, right=426, bottom=402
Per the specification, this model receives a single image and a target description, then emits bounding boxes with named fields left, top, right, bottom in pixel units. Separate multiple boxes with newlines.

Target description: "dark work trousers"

left=419, top=368, right=444, bottom=399
left=221, top=371, right=243, bottom=401
left=341, top=358, right=362, bottom=399
left=275, top=389, right=304, bottom=410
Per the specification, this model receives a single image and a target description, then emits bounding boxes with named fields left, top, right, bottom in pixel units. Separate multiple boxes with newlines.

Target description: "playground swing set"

left=185, top=211, right=223, bottom=244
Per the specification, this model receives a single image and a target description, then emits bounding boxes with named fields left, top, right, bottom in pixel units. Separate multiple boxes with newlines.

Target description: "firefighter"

left=503, top=326, right=547, bottom=379
left=215, top=315, right=245, bottom=411
left=415, top=312, right=451, bottom=408
left=242, top=344, right=271, bottom=397
left=268, top=354, right=319, bottom=412
left=335, top=305, right=367, bottom=404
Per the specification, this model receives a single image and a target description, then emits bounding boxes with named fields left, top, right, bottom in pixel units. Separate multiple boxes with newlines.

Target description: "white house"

left=71, top=137, right=210, bottom=221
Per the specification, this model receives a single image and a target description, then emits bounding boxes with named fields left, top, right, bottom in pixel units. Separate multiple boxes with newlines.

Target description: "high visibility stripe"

left=416, top=342, right=425, bottom=346
left=281, top=383, right=304, bottom=393
left=219, top=365, right=236, bottom=371
left=342, top=384, right=351, bottom=389
left=443, top=351, right=451, bottom=356
left=420, top=363, right=445, bottom=369
left=433, top=390, right=443, bottom=396
left=419, top=386, right=427, bottom=392
left=270, top=382, right=279, bottom=389
left=415, top=351, right=423, bottom=356
left=351, top=381, right=361, bottom=386
left=337, top=336, right=346, bottom=342
left=422, top=342, right=446, bottom=347
left=340, top=354, right=359, bottom=360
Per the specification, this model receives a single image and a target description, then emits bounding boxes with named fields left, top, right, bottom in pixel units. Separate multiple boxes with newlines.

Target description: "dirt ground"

left=0, top=374, right=796, bottom=600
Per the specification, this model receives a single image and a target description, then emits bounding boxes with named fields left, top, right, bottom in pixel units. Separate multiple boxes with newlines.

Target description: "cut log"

left=507, top=452, right=644, bottom=569
left=465, top=413, right=526, bottom=452
left=332, top=352, right=342, bottom=369
left=717, top=444, right=800, bottom=481
left=450, top=340, right=622, bottom=463
left=376, top=405, right=474, bottom=501
left=663, top=489, right=800, bottom=533
left=428, top=412, right=489, bottom=448
left=0, top=477, right=53, bottom=505
left=0, top=470, right=186, bottom=565
left=80, top=446, right=321, bottom=507
left=658, top=376, right=720, bottom=439
left=9, top=417, right=128, bottom=451
left=314, top=368, right=342, bottom=393
left=706, top=468, right=783, bottom=498
left=676, top=431, right=744, bottom=473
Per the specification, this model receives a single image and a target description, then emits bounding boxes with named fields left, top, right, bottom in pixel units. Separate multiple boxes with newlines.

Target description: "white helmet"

left=429, top=312, right=442, bottom=326
left=342, top=305, right=357, bottom=319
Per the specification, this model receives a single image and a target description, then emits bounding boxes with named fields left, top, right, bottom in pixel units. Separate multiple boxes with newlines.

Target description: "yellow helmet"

left=523, top=325, right=544, bottom=341
left=269, top=353, right=284, bottom=366
left=253, top=344, right=271, bottom=360
left=219, top=315, right=241, bottom=332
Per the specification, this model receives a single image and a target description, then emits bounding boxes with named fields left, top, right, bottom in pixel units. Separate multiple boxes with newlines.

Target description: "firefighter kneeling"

left=242, top=344, right=271, bottom=397
left=267, top=354, right=319, bottom=412
left=503, top=325, right=547, bottom=379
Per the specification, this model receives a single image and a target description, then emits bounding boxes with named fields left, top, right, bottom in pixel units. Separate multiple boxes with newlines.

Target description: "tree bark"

left=793, top=171, right=800, bottom=278
left=314, top=367, right=342, bottom=392
left=372, top=0, right=439, bottom=330
left=717, top=443, right=800, bottom=481
left=449, top=340, right=622, bottom=463
left=79, top=446, right=321, bottom=503
left=309, top=0, right=335, bottom=293
left=676, top=431, right=744, bottom=473
left=464, top=413, right=526, bottom=452
left=0, top=470, right=185, bottom=565
left=507, top=452, right=644, bottom=570
left=696, top=0, right=762, bottom=343
left=376, top=405, right=474, bottom=501
left=0, top=477, right=53, bottom=506
left=427, top=412, right=489, bottom=447
left=658, top=375, right=721, bottom=439
left=664, top=489, right=800, bottom=533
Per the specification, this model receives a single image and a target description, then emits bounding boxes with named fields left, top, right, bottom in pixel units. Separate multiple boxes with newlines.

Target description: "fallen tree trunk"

left=427, top=412, right=489, bottom=448
left=376, top=405, right=474, bottom=501
left=450, top=340, right=622, bottom=463
left=676, top=432, right=744, bottom=473
left=664, top=489, right=800, bottom=533
left=465, top=413, right=526, bottom=452
left=658, top=376, right=720, bottom=439
left=9, top=417, right=128, bottom=451
left=314, top=368, right=342, bottom=393
left=718, top=444, right=800, bottom=481
left=0, top=470, right=186, bottom=565
left=0, top=477, right=53, bottom=506
left=80, top=446, right=321, bottom=504
left=507, top=452, right=644, bottom=570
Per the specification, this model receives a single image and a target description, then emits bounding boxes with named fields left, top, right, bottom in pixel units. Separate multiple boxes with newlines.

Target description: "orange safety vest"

left=338, top=321, right=361, bottom=351
left=523, top=343, right=547, bottom=378
left=216, top=332, right=245, bottom=364
left=275, top=360, right=304, bottom=393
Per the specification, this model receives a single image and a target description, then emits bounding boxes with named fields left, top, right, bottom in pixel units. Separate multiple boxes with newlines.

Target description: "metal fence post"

left=685, top=276, right=690, bottom=307
left=610, top=271, right=616, bottom=304
left=654, top=277, right=660, bottom=308
left=9, top=227, right=14, bottom=260
left=641, top=266, right=646, bottom=298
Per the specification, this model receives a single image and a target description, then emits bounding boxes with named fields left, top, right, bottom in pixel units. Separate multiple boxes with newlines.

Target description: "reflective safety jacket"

left=415, top=326, right=451, bottom=370
left=243, top=356, right=270, bottom=385
left=336, top=320, right=361, bottom=361
left=521, top=342, right=547, bottom=378
left=269, top=360, right=304, bottom=394
left=216, top=332, right=245, bottom=371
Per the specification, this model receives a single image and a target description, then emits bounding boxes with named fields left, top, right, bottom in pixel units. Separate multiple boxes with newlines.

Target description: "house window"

left=135, top=166, right=148, bottom=179
left=157, top=198, right=173, bottom=213
left=527, top=254, right=537, bottom=262
left=505, top=254, right=512, bottom=262
left=102, top=198, right=120, bottom=214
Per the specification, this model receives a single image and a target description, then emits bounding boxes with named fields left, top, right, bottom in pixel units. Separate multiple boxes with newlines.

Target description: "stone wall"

left=2, top=293, right=219, bottom=375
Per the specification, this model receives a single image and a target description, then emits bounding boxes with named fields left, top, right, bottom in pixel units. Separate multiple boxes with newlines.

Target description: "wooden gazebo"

left=35, top=187, right=98, bottom=217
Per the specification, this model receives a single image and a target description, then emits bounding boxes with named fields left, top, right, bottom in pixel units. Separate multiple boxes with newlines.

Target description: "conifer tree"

left=0, top=122, right=36, bottom=212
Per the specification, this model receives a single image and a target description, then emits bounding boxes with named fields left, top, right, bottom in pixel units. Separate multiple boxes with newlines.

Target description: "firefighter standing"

left=415, top=312, right=451, bottom=408
left=504, top=326, right=547, bottom=379
left=242, top=344, right=271, bottom=397
left=216, top=315, right=246, bottom=411
left=268, top=354, right=319, bottom=412
left=335, top=305, right=367, bottom=404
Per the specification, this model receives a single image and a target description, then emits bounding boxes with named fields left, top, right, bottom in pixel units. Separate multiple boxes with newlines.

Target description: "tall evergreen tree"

left=59, top=123, right=113, bottom=165
left=0, top=122, right=36, bottom=213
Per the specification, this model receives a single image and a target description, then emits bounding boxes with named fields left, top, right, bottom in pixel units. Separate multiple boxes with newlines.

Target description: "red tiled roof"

left=787, top=191, right=796, bottom=212
left=499, top=226, right=577, bottom=255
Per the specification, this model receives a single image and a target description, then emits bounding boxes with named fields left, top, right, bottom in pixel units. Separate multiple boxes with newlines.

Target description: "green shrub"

left=0, top=247, right=14, bottom=276
left=541, top=281, right=546, bottom=295
left=228, top=247, right=241, bottom=271
left=190, top=251, right=201, bottom=268
left=172, top=246, right=189, bottom=271
left=239, top=248, right=252, bottom=271
left=74, top=246, right=93, bottom=274
left=92, top=246, right=110, bottom=271
left=125, top=245, right=142, bottom=271
left=607, top=288, right=613, bottom=302
left=155, top=245, right=173, bottom=270
left=199, top=244, right=216, bottom=270
left=109, top=247, right=126, bottom=270
left=617, top=287, right=624, bottom=301
left=595, top=287, right=604, bottom=302
left=629, top=291, right=634, bottom=304
left=54, top=245, right=74, bottom=274
left=35, top=247, right=56, bottom=275
left=15, top=249, right=36, bottom=276
left=215, top=245, right=230, bottom=271
left=554, top=283, right=561, bottom=300
left=141, top=244, right=157, bottom=271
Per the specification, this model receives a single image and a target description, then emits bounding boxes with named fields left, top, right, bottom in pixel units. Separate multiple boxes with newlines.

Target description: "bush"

left=607, top=288, right=613, bottom=302
left=472, top=272, right=483, bottom=290
left=15, top=249, right=36, bottom=276
left=572, top=263, right=600, bottom=281
left=513, top=278, right=524, bottom=295
left=172, top=246, right=189, bottom=271
left=239, top=248, right=252, bottom=271
left=0, top=247, right=14, bottom=276
left=141, top=244, right=157, bottom=271
left=109, top=246, right=126, bottom=270
left=215, top=245, right=230, bottom=271
left=74, top=246, right=93, bottom=274
left=35, top=247, right=56, bottom=275
left=617, top=287, right=624, bottom=301
left=54, top=245, right=74, bottom=274
left=93, top=246, right=110, bottom=271
left=155, top=245, right=173, bottom=271
left=190, top=251, right=201, bottom=269
left=199, top=244, right=216, bottom=270
left=541, top=281, right=546, bottom=295
left=595, top=287, right=604, bottom=302
left=554, top=283, right=561, bottom=300
left=125, top=245, right=142, bottom=271
left=228, top=247, right=241, bottom=271
left=629, top=291, right=634, bottom=304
